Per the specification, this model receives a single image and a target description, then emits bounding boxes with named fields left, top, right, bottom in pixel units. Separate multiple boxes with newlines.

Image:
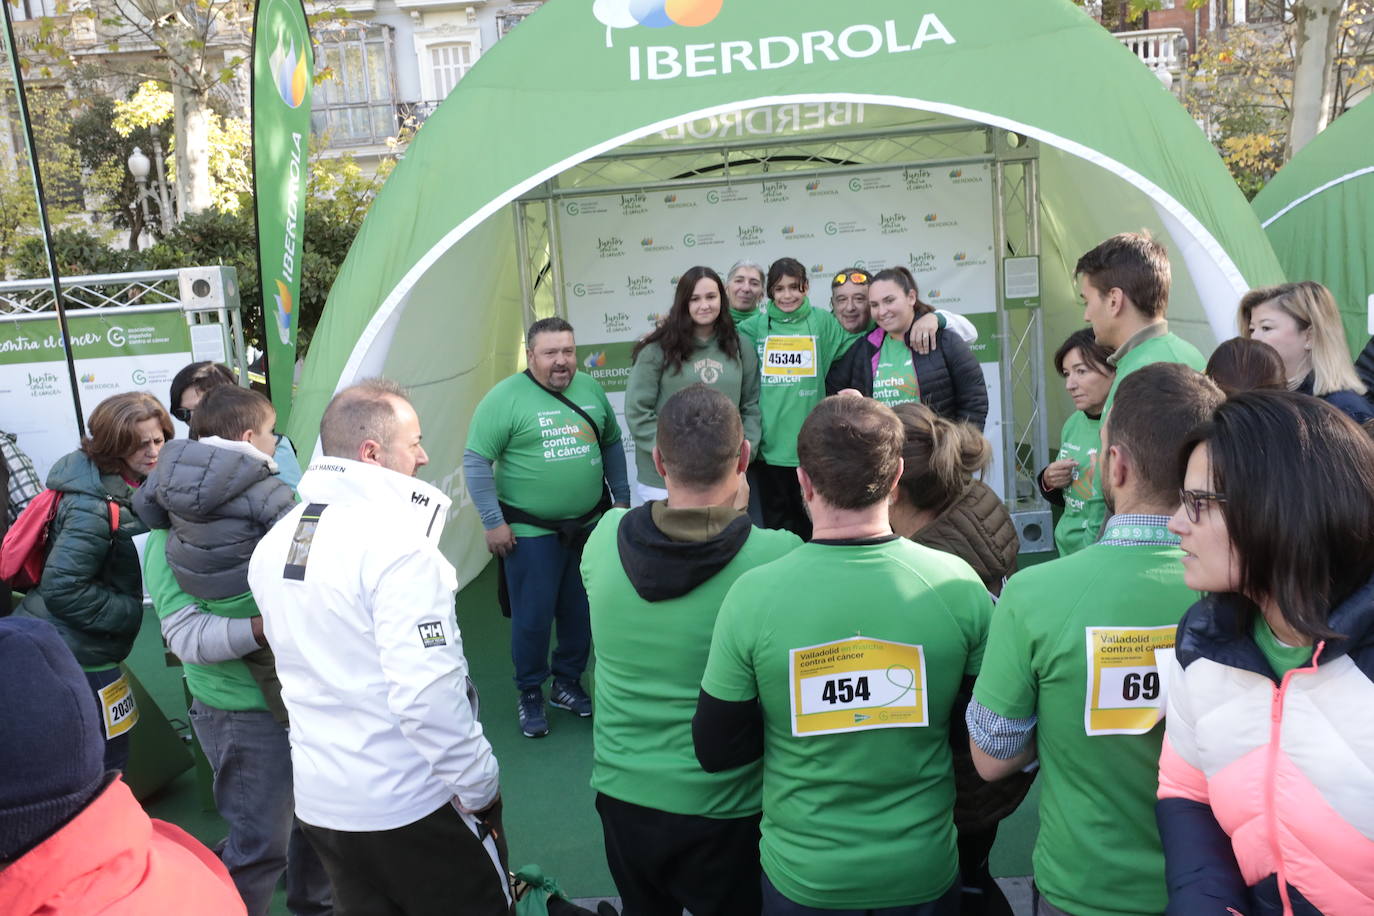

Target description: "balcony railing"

left=1117, top=27, right=1187, bottom=74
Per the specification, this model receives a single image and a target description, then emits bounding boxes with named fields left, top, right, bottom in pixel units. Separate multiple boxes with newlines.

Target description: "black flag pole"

left=0, top=2, right=86, bottom=438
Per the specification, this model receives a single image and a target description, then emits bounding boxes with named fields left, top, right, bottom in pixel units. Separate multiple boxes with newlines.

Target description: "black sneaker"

left=549, top=680, right=593, bottom=717
left=518, top=688, right=549, bottom=738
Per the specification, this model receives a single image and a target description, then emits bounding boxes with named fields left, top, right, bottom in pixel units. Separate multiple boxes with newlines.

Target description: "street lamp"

left=127, top=145, right=155, bottom=247
left=127, top=134, right=175, bottom=239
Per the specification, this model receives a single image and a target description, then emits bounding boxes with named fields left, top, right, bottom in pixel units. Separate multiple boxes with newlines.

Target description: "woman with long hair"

left=1039, top=329, right=1116, bottom=556
left=889, top=402, right=1023, bottom=916
left=1159, top=391, right=1374, bottom=914
left=826, top=266, right=987, bottom=429
left=626, top=266, right=759, bottom=503
left=14, top=392, right=173, bottom=770
left=1239, top=281, right=1373, bottom=422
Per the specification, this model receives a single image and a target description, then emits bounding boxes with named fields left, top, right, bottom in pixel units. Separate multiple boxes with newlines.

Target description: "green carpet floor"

left=133, top=553, right=1049, bottom=910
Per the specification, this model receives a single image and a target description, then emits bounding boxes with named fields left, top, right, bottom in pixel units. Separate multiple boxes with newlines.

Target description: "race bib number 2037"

left=789, top=636, right=927, bottom=737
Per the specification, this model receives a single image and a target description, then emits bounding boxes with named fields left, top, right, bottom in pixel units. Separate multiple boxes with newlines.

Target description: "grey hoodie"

left=134, top=438, right=296, bottom=599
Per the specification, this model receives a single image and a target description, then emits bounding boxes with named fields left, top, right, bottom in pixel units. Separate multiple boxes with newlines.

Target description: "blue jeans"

left=190, top=700, right=333, bottom=916
left=503, top=532, right=591, bottom=691
left=85, top=667, right=131, bottom=772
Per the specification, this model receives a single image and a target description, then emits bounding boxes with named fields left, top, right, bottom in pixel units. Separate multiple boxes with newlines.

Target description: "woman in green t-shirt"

left=625, top=266, right=760, bottom=502
left=1038, top=329, right=1115, bottom=556
left=825, top=267, right=988, bottom=428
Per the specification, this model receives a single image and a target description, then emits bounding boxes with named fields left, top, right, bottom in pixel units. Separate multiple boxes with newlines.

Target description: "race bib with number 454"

left=789, top=636, right=927, bottom=737
left=1083, top=625, right=1175, bottom=736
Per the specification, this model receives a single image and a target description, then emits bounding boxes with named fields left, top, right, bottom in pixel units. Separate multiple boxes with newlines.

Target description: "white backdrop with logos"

left=557, top=162, right=1004, bottom=498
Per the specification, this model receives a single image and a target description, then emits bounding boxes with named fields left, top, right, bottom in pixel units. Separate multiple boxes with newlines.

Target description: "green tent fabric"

left=1253, top=97, right=1374, bottom=357
left=288, top=0, right=1283, bottom=583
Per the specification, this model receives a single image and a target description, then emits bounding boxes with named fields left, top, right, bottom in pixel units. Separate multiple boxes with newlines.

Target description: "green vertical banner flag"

left=252, top=0, right=313, bottom=426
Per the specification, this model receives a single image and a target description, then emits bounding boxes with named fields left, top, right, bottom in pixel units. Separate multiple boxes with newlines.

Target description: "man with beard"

left=465, top=318, right=630, bottom=738
left=966, top=363, right=1222, bottom=916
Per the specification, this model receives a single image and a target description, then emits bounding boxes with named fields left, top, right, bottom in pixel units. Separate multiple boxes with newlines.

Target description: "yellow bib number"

left=762, top=336, right=817, bottom=378
left=98, top=672, right=139, bottom=739
left=790, top=636, right=927, bottom=736
left=1084, top=625, right=1174, bottom=736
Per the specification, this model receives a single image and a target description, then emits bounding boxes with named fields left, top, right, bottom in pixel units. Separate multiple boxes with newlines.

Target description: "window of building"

left=13, top=0, right=60, bottom=20
left=429, top=42, right=473, bottom=99
left=312, top=23, right=400, bottom=148
left=497, top=2, right=544, bottom=38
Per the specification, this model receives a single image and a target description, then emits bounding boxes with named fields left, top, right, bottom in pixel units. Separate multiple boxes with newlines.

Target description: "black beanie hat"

left=0, top=617, right=106, bottom=862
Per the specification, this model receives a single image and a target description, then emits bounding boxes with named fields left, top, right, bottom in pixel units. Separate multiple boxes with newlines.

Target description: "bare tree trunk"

left=173, top=82, right=213, bottom=214
left=1288, top=0, right=1345, bottom=158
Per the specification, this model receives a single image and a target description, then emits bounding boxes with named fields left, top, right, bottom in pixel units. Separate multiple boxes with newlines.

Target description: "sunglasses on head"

left=832, top=271, right=870, bottom=287
left=172, top=406, right=193, bottom=423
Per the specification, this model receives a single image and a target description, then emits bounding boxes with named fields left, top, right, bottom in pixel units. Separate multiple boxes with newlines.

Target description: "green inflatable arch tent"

left=289, top=0, right=1282, bottom=581
left=1253, top=96, right=1374, bottom=358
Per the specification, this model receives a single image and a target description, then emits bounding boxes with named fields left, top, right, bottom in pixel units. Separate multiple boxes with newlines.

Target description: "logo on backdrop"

left=594, top=0, right=723, bottom=45
left=270, top=36, right=308, bottom=108
left=106, top=326, right=127, bottom=347
left=585, top=351, right=608, bottom=369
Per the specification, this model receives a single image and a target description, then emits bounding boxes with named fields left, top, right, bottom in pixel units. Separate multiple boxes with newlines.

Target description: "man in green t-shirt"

left=582, top=385, right=801, bottom=915
left=969, top=363, right=1223, bottom=916
left=464, top=317, right=631, bottom=739
left=696, top=395, right=992, bottom=914
left=1071, top=233, right=1207, bottom=550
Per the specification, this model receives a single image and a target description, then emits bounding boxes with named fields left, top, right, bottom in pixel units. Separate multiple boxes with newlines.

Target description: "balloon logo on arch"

left=593, top=0, right=724, bottom=45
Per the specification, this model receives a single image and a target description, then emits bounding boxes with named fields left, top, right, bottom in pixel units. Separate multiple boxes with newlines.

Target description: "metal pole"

left=0, top=3, right=86, bottom=437
left=149, top=124, right=175, bottom=231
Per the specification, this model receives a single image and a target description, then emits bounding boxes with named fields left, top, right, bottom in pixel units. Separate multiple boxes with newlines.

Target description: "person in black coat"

left=825, top=266, right=988, bottom=430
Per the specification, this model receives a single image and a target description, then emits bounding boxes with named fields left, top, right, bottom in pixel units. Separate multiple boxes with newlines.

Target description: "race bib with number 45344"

left=762, top=335, right=818, bottom=378
left=789, top=636, right=928, bottom=737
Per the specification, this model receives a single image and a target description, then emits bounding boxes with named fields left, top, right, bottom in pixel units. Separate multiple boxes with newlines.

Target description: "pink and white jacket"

left=1156, top=583, right=1374, bottom=915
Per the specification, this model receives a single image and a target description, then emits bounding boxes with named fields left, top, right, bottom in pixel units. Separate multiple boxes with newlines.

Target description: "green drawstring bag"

left=511, top=864, right=568, bottom=916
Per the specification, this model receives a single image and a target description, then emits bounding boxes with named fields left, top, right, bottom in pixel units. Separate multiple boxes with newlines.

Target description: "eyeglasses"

left=832, top=271, right=870, bottom=287
left=172, top=406, right=193, bottom=423
left=1179, top=489, right=1226, bottom=523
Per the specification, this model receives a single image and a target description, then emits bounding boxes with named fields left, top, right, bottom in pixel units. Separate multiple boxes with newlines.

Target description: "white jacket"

left=248, top=457, right=499, bottom=831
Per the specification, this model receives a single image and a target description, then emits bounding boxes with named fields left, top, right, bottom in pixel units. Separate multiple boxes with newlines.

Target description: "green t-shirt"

left=1253, top=617, right=1312, bottom=677
left=973, top=541, right=1197, bottom=916
left=730, top=307, right=760, bottom=325
left=1102, top=331, right=1206, bottom=414
left=871, top=332, right=921, bottom=408
left=701, top=538, right=992, bottom=909
left=466, top=371, right=622, bottom=538
left=737, top=299, right=860, bottom=467
left=582, top=509, right=801, bottom=816
left=1052, top=410, right=1106, bottom=557
left=1079, top=332, right=1206, bottom=536
left=143, top=529, right=268, bottom=713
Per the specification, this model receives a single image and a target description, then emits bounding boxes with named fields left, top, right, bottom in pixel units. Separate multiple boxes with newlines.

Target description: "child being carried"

left=135, top=385, right=296, bottom=724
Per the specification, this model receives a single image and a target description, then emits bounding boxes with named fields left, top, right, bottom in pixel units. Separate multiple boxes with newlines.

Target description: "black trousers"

left=596, top=792, right=762, bottom=916
left=301, top=799, right=510, bottom=916
left=752, top=460, right=811, bottom=540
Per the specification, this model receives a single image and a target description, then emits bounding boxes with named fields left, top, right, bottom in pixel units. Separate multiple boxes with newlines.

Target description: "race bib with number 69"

left=1083, top=625, right=1175, bottom=736
left=98, top=671, right=140, bottom=739
left=762, top=335, right=818, bottom=378
left=789, top=636, right=927, bottom=736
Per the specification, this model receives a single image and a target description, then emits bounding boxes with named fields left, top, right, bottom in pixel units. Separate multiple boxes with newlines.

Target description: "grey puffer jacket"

left=134, top=438, right=296, bottom=599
